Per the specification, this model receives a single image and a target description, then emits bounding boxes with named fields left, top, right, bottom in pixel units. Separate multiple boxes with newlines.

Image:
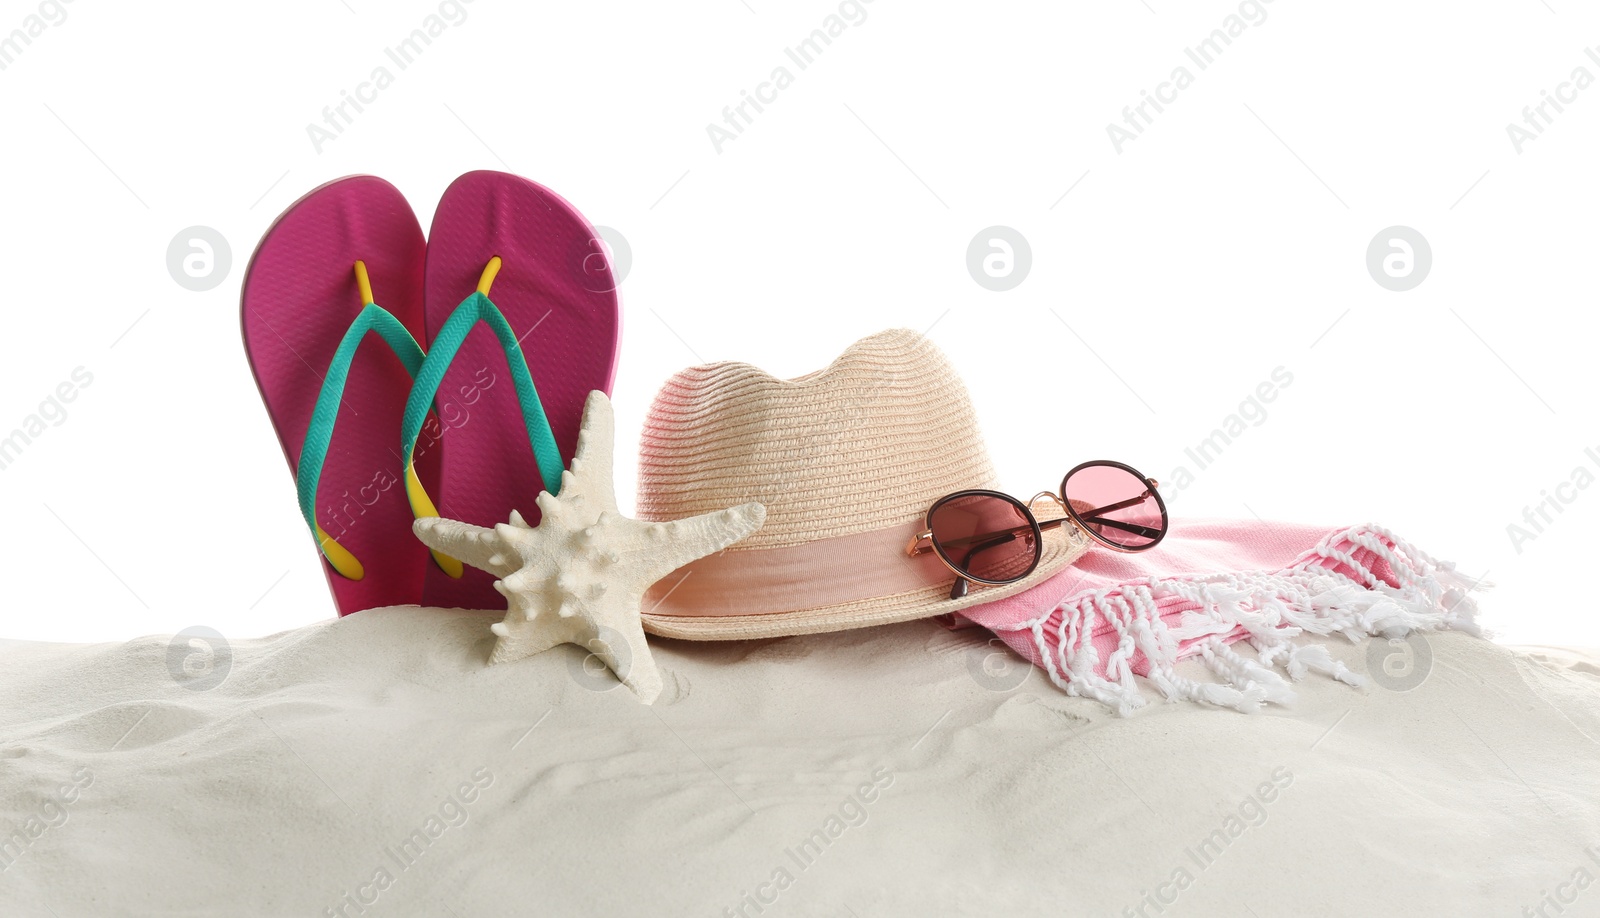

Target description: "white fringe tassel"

left=1008, top=523, right=1488, bottom=716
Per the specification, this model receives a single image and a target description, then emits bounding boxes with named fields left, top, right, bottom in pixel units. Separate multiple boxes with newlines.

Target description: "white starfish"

left=413, top=390, right=765, bottom=704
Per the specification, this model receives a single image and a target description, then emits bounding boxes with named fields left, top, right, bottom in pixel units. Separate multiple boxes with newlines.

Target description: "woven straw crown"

left=636, top=328, right=998, bottom=546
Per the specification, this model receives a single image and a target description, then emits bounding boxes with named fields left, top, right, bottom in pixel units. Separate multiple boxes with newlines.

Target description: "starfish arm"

left=590, top=618, right=663, bottom=704
left=413, top=517, right=519, bottom=578
left=489, top=605, right=662, bottom=704
left=487, top=616, right=569, bottom=662
left=568, top=390, right=618, bottom=512
left=635, top=502, right=767, bottom=581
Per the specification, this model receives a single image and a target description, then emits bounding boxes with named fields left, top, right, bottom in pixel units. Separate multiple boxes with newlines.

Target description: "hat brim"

left=640, top=522, right=1092, bottom=641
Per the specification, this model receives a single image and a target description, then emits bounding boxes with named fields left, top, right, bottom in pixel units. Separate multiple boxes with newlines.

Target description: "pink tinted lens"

left=929, top=493, right=1038, bottom=583
left=1062, top=464, right=1165, bottom=550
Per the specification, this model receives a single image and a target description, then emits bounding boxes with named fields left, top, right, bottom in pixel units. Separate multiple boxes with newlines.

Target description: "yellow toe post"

left=405, top=461, right=464, bottom=578
left=477, top=256, right=502, bottom=297
left=316, top=526, right=366, bottom=580
left=353, top=260, right=376, bottom=306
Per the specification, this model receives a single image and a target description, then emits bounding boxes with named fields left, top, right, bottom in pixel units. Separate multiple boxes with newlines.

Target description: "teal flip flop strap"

left=400, top=291, right=565, bottom=509
left=294, top=304, right=430, bottom=580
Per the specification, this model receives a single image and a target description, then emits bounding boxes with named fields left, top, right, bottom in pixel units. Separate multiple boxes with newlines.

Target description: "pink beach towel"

left=952, top=520, right=1488, bottom=715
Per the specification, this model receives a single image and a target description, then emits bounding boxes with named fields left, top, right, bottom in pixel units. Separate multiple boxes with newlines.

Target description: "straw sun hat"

left=636, top=328, right=1092, bottom=640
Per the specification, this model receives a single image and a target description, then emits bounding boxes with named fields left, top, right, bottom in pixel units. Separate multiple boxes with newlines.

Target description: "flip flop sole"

left=241, top=176, right=434, bottom=615
left=420, top=171, right=621, bottom=610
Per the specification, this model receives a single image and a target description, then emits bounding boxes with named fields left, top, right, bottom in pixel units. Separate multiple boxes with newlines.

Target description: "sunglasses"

left=906, top=460, right=1169, bottom=600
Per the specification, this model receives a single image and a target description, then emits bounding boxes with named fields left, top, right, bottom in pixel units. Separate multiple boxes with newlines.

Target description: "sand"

left=1, top=607, right=1597, bottom=917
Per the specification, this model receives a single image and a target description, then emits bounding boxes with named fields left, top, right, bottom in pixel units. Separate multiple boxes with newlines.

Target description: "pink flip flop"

left=242, top=176, right=446, bottom=616
left=413, top=171, right=621, bottom=610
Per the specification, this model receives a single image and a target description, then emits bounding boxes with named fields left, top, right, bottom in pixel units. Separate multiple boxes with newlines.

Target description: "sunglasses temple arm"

left=1042, top=513, right=1158, bottom=539
left=942, top=513, right=1158, bottom=546
left=946, top=532, right=1023, bottom=600
left=1078, top=515, right=1163, bottom=539
left=1077, top=491, right=1153, bottom=517
left=936, top=526, right=1031, bottom=551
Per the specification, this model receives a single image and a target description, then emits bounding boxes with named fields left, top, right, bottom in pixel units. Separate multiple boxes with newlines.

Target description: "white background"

left=0, top=0, right=1594, bottom=647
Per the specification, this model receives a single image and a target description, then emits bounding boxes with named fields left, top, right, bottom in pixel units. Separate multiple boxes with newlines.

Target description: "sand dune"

left=2, top=607, right=1597, bottom=916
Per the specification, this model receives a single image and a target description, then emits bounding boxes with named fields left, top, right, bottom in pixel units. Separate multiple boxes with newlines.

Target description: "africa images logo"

left=0, top=767, right=94, bottom=873
left=0, top=367, right=93, bottom=474
left=304, top=0, right=479, bottom=153
left=704, top=0, right=878, bottom=154
left=0, top=0, right=77, bottom=73
left=1504, top=47, right=1600, bottom=154
left=1105, top=0, right=1281, bottom=153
